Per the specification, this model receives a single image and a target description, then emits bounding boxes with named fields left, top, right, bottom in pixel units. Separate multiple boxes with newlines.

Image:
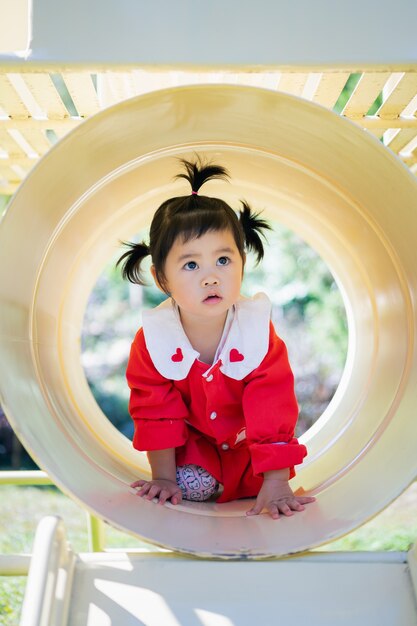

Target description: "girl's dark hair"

left=117, top=156, right=271, bottom=290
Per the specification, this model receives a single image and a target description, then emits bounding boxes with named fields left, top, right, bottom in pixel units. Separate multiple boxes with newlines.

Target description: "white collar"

left=142, top=293, right=271, bottom=381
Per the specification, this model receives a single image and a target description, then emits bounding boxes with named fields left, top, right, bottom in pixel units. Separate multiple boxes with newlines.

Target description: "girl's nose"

left=202, top=275, right=219, bottom=287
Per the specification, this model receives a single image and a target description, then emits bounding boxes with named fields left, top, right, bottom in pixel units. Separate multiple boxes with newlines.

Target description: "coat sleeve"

left=242, top=322, right=307, bottom=478
left=126, top=329, right=189, bottom=451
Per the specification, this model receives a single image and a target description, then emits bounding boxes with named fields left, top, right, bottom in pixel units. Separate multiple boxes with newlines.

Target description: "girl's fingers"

left=146, top=484, right=161, bottom=500
left=246, top=503, right=262, bottom=516
left=267, top=504, right=280, bottom=520
left=171, top=491, right=183, bottom=505
left=167, top=491, right=182, bottom=505
left=247, top=494, right=316, bottom=519
left=136, top=484, right=152, bottom=497
left=277, top=502, right=293, bottom=516
left=158, top=489, right=169, bottom=504
left=130, top=479, right=146, bottom=489
left=132, top=481, right=183, bottom=505
left=280, top=502, right=294, bottom=517
left=288, top=499, right=305, bottom=512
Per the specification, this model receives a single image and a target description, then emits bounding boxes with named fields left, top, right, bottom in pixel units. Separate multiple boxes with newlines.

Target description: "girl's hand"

left=131, top=478, right=183, bottom=505
left=246, top=475, right=315, bottom=520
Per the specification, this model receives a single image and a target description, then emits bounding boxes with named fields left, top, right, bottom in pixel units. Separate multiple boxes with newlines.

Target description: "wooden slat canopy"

left=0, top=68, right=416, bottom=196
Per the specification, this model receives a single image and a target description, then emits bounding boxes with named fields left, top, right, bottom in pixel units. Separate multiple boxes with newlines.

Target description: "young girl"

left=118, top=157, right=314, bottom=520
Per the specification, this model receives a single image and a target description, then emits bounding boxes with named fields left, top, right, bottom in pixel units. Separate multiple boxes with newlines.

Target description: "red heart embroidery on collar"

left=171, top=348, right=184, bottom=362
left=229, top=348, right=244, bottom=362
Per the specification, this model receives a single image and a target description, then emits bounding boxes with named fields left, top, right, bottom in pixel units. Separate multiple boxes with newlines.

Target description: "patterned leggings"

left=176, top=464, right=219, bottom=501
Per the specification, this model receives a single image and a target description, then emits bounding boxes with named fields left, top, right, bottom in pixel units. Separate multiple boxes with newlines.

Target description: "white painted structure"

left=19, top=517, right=417, bottom=626
left=1, top=0, right=417, bottom=67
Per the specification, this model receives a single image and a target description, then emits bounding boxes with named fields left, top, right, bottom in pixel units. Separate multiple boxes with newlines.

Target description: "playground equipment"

left=1, top=1, right=417, bottom=624
left=2, top=80, right=417, bottom=558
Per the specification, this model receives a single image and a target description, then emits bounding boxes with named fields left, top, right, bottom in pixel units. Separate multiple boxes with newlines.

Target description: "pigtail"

left=239, top=201, right=272, bottom=264
left=116, top=241, right=151, bottom=284
left=175, top=156, right=230, bottom=194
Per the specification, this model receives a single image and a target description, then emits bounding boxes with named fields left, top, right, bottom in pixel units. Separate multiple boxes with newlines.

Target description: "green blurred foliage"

left=0, top=195, right=11, bottom=217
left=333, top=72, right=382, bottom=116
left=333, top=73, right=362, bottom=114
left=0, top=577, right=25, bottom=626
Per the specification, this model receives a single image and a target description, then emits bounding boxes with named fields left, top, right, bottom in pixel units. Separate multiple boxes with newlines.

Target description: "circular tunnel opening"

left=81, top=221, right=348, bottom=446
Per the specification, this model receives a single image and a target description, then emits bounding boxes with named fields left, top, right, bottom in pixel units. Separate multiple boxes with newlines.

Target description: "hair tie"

left=191, top=190, right=198, bottom=195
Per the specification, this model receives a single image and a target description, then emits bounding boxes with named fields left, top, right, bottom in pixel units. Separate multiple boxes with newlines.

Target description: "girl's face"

left=153, top=229, right=244, bottom=324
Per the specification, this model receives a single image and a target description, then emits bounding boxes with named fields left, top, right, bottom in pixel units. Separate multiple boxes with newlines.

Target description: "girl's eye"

left=184, top=261, right=198, bottom=271
left=217, top=256, right=230, bottom=266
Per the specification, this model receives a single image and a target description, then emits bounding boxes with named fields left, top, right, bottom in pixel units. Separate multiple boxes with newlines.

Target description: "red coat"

left=126, top=294, right=307, bottom=503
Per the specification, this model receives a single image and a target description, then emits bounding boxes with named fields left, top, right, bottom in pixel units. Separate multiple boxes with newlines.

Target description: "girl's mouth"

left=203, top=294, right=222, bottom=304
